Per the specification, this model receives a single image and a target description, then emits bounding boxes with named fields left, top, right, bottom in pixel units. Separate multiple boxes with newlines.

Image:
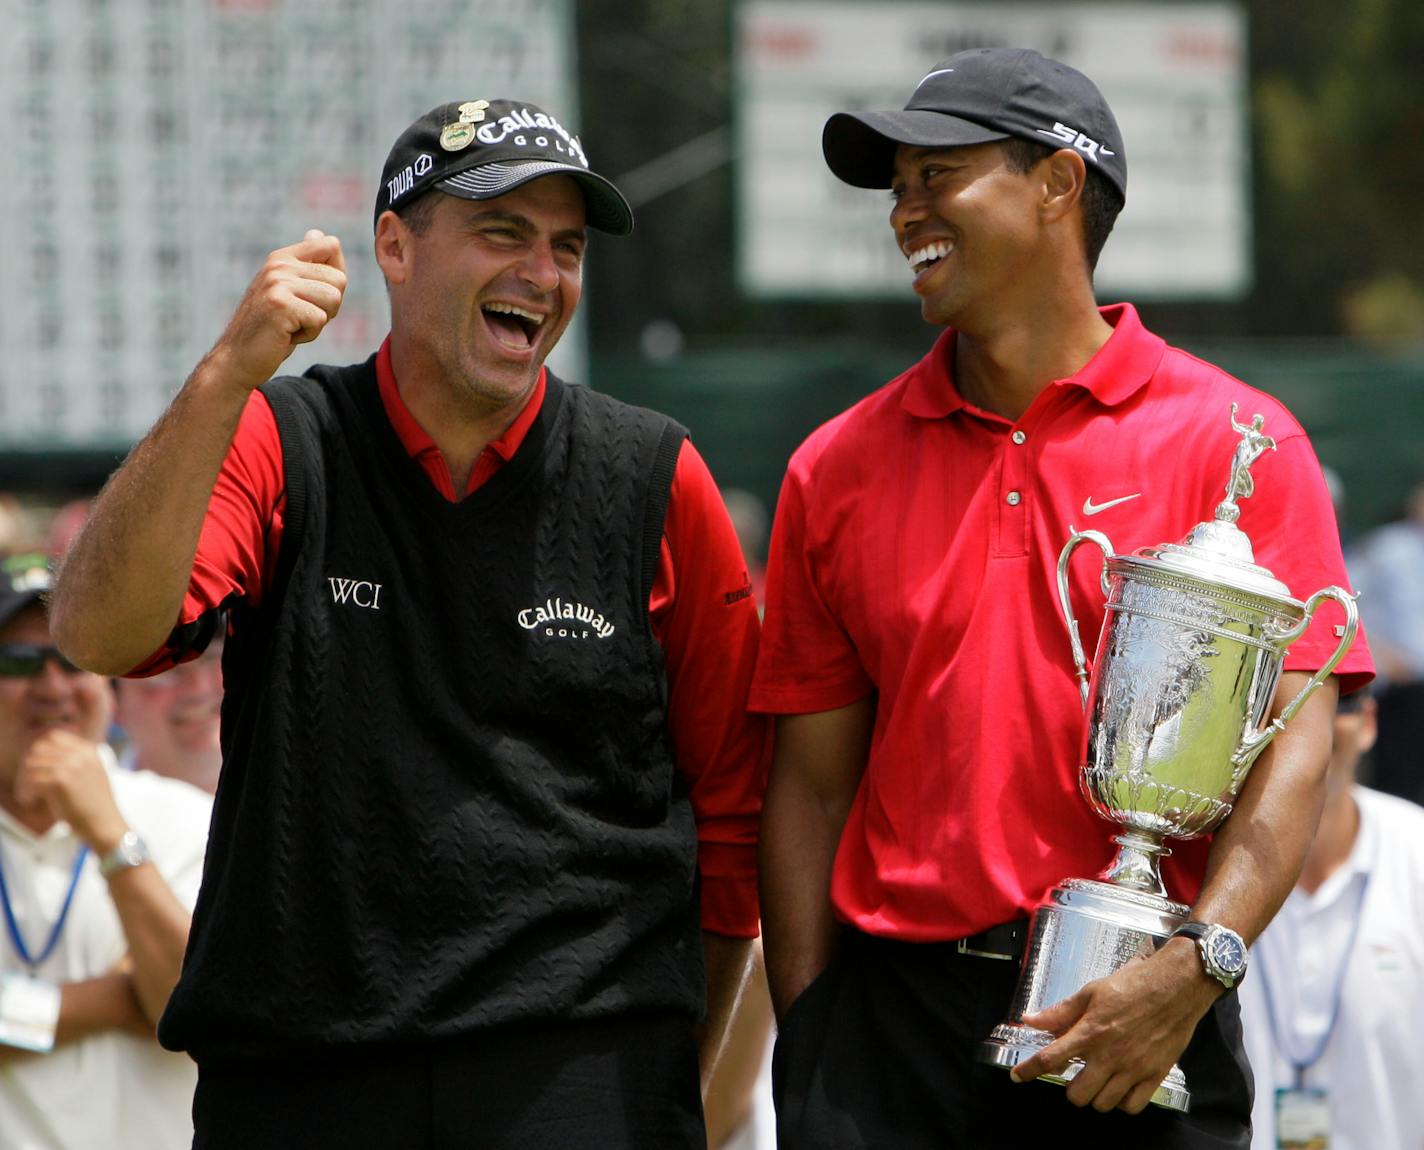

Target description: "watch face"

left=1208, top=930, right=1247, bottom=975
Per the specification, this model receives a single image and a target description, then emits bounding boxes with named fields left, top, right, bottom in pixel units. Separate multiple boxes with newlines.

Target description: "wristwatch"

left=98, top=830, right=151, bottom=878
left=1171, top=921, right=1248, bottom=989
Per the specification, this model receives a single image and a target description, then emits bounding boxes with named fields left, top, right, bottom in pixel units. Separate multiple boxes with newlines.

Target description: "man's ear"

left=1040, top=148, right=1088, bottom=225
left=374, top=210, right=411, bottom=286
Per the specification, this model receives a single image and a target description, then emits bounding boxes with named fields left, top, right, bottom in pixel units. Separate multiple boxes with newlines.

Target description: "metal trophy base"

left=975, top=877, right=1192, bottom=1112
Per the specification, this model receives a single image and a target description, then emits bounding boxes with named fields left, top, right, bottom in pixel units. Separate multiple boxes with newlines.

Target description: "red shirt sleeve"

left=127, top=391, right=284, bottom=675
left=749, top=452, right=876, bottom=714
left=651, top=441, right=771, bottom=938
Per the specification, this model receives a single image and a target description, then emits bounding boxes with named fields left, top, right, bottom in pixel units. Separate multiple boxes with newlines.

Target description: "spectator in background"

left=0, top=555, right=211, bottom=1150
left=1350, top=479, right=1424, bottom=803
left=113, top=634, right=224, bottom=794
left=1239, top=688, right=1424, bottom=1149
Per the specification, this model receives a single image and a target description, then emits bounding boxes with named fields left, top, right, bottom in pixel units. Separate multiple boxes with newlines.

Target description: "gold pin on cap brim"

left=440, top=122, right=476, bottom=151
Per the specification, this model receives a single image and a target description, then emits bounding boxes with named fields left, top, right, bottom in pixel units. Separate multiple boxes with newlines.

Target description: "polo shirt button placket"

left=995, top=420, right=1032, bottom=556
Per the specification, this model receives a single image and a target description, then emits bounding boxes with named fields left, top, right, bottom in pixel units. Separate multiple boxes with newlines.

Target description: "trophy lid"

left=1117, top=407, right=1299, bottom=605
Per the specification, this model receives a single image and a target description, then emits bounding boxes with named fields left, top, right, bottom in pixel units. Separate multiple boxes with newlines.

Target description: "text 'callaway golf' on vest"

left=158, top=360, right=698, bottom=1060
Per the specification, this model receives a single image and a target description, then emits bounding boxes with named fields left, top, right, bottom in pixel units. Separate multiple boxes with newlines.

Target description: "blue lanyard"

left=1255, top=872, right=1371, bottom=1086
left=0, top=840, right=90, bottom=972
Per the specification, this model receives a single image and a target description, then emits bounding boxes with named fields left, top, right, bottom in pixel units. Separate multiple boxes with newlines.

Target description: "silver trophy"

left=975, top=407, right=1359, bottom=1110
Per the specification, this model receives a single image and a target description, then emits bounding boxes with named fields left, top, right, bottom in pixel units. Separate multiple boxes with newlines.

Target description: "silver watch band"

left=98, top=830, right=151, bottom=877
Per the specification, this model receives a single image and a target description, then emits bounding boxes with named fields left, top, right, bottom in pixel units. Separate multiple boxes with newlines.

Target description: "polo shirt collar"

left=374, top=335, right=547, bottom=495
left=1294, top=787, right=1376, bottom=914
left=900, top=303, right=1165, bottom=420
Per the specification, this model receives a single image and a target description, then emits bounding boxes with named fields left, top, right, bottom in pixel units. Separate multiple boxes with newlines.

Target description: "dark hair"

left=1000, top=137, right=1124, bottom=272
left=1337, top=687, right=1372, bottom=714
left=393, top=189, right=441, bottom=236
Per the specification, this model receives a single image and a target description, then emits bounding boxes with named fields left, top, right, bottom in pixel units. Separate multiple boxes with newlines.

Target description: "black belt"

left=955, top=919, right=1029, bottom=961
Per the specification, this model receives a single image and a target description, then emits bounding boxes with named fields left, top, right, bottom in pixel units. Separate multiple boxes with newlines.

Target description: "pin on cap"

left=375, top=98, right=634, bottom=235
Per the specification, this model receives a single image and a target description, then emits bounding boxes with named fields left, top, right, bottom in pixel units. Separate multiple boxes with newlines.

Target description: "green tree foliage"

left=1251, top=0, right=1424, bottom=339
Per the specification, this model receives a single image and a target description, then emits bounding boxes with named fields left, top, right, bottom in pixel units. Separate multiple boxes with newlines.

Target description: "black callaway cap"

left=823, top=47, right=1127, bottom=202
left=375, top=98, right=634, bottom=235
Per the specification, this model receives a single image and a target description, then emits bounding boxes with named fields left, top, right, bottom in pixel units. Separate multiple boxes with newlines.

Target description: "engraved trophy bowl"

left=975, top=408, right=1359, bottom=1110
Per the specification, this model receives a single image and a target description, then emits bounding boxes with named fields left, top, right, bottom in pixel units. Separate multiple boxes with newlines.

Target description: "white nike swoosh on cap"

left=1082, top=493, right=1142, bottom=516
left=917, top=67, right=956, bottom=84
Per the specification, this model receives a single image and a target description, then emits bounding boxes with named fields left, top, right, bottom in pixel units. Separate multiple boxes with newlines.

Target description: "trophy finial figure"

left=1217, top=405, right=1276, bottom=522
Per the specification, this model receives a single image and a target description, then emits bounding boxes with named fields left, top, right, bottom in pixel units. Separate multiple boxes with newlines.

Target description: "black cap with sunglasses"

left=0, top=553, right=53, bottom=631
left=0, top=555, right=84, bottom=677
left=0, top=554, right=84, bottom=677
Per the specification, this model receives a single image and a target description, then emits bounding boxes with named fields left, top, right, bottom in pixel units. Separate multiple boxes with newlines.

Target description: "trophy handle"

left=1232, top=586, right=1360, bottom=767
left=1056, top=529, right=1115, bottom=712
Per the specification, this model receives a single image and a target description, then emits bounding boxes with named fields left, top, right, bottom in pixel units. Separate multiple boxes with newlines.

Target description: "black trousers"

left=192, top=1014, right=706, bottom=1150
left=772, top=928, right=1252, bottom=1149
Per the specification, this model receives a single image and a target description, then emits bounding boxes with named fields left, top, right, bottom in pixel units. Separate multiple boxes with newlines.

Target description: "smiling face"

left=115, top=640, right=223, bottom=793
left=890, top=141, right=1050, bottom=331
left=0, top=604, right=112, bottom=802
left=380, top=178, right=587, bottom=416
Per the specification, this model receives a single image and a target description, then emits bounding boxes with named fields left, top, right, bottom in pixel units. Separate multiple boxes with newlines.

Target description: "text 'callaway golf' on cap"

left=823, top=48, right=1127, bottom=202
left=375, top=99, right=634, bottom=235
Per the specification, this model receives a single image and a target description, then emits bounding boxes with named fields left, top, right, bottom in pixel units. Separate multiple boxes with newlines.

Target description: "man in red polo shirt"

left=50, top=99, right=767, bottom=1149
left=751, top=48, right=1372, bottom=1148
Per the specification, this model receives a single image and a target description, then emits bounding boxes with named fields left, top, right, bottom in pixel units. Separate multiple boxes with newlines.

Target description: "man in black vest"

left=50, top=99, right=768, bottom=1149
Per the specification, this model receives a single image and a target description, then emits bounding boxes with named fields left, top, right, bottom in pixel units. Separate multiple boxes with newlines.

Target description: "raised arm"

left=760, top=697, right=874, bottom=1019
left=51, top=231, right=347, bottom=675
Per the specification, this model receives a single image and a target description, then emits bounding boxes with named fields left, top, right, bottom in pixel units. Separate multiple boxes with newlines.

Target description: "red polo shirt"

left=750, top=304, right=1373, bottom=942
left=136, top=339, right=769, bottom=937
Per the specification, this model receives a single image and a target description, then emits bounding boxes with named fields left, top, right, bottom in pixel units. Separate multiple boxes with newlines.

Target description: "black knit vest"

left=158, top=359, right=700, bottom=1062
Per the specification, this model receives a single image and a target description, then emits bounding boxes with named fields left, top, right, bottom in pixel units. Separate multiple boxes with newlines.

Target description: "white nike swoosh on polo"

left=1082, top=493, right=1142, bottom=516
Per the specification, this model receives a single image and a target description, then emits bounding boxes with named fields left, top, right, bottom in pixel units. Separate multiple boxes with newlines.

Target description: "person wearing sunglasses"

left=1237, top=688, right=1424, bottom=1150
left=0, top=555, right=212, bottom=1150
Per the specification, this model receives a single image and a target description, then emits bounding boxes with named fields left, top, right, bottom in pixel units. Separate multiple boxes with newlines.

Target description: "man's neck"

left=1297, top=789, right=1361, bottom=895
left=388, top=340, right=532, bottom=495
left=951, top=295, right=1114, bottom=422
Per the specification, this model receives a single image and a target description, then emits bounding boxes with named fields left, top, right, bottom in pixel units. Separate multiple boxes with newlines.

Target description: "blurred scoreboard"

left=0, top=0, right=576, bottom=451
left=735, top=0, right=1250, bottom=302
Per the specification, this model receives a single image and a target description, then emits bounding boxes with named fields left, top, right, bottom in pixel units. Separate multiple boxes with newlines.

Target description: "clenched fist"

left=207, top=229, right=348, bottom=393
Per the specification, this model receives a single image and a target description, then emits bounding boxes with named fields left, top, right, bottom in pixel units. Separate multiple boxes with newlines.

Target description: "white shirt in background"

left=0, top=753, right=211, bottom=1150
left=1239, top=786, right=1424, bottom=1150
